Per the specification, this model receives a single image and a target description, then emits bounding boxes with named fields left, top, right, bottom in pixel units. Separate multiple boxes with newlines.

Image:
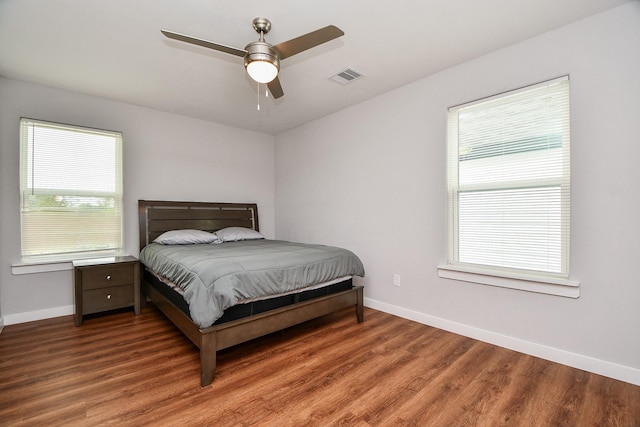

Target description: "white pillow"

left=153, top=229, right=221, bottom=245
left=215, top=227, right=264, bottom=242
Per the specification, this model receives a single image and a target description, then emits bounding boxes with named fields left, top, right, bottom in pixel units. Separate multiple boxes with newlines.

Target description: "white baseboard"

left=3, top=305, right=74, bottom=326
left=364, top=297, right=640, bottom=387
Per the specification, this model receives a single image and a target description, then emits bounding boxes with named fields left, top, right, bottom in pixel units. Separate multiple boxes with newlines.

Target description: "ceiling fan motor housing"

left=243, top=41, right=280, bottom=70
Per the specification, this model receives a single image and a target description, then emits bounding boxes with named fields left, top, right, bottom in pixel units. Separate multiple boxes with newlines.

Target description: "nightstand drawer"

left=81, top=264, right=134, bottom=290
left=83, top=284, right=134, bottom=314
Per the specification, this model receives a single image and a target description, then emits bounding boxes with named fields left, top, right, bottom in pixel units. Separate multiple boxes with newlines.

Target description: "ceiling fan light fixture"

left=246, top=59, right=278, bottom=83
left=244, top=41, right=280, bottom=83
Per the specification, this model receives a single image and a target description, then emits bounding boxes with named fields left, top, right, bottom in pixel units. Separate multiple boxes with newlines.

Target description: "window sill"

left=437, top=264, right=580, bottom=298
left=12, top=260, right=73, bottom=275
left=12, top=252, right=124, bottom=275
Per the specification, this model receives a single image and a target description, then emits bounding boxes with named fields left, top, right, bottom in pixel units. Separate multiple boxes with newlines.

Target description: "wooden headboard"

left=138, top=200, right=259, bottom=251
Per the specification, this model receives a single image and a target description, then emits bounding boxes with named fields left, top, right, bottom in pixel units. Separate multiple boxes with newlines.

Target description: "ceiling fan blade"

left=267, top=76, right=284, bottom=99
left=161, top=29, right=246, bottom=57
left=273, top=25, right=344, bottom=60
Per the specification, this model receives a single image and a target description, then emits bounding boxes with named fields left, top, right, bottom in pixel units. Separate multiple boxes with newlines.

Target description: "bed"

left=138, top=200, right=365, bottom=386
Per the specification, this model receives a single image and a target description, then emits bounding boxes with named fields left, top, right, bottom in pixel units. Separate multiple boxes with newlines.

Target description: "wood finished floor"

left=1, top=305, right=639, bottom=426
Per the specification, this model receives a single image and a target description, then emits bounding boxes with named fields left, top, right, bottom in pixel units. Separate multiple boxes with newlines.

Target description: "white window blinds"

left=447, top=77, right=570, bottom=277
left=19, top=118, right=123, bottom=259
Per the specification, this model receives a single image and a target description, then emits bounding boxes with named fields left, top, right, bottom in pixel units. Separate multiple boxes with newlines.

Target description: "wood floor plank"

left=1, top=304, right=639, bottom=426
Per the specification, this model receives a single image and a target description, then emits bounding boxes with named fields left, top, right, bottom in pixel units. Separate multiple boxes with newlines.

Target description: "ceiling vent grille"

left=329, top=68, right=365, bottom=85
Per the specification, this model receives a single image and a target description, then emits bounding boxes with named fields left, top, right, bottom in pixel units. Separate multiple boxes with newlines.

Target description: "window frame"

left=18, top=118, right=124, bottom=263
left=438, top=77, right=579, bottom=297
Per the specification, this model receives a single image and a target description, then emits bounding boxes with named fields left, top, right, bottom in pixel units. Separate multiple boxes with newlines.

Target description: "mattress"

left=143, top=268, right=355, bottom=326
left=140, top=239, right=365, bottom=327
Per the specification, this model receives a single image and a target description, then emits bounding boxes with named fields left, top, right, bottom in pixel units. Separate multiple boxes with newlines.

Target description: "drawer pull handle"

left=107, top=294, right=111, bottom=300
left=106, top=275, right=111, bottom=280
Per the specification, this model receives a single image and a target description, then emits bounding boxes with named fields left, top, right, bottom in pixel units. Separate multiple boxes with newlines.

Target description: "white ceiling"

left=0, top=0, right=632, bottom=135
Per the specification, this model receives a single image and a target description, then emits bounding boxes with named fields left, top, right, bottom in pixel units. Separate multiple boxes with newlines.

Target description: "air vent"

left=329, top=68, right=365, bottom=85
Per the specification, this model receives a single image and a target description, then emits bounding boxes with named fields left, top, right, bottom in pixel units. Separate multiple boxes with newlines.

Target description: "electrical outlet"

left=393, top=274, right=401, bottom=287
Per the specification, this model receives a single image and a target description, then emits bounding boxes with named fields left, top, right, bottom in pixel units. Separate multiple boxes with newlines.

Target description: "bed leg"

left=355, top=286, right=364, bottom=323
left=200, top=332, right=217, bottom=387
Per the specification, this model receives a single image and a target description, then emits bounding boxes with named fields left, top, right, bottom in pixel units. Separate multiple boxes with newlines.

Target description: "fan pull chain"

left=257, top=84, right=270, bottom=111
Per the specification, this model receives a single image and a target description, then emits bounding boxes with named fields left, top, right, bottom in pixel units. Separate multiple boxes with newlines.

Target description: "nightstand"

left=73, top=255, right=140, bottom=326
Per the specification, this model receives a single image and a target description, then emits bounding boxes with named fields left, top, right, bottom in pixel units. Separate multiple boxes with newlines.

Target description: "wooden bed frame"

left=138, top=200, right=364, bottom=386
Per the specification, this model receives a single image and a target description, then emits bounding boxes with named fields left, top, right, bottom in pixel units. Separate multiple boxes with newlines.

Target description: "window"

left=443, top=77, right=573, bottom=291
left=19, top=118, right=123, bottom=260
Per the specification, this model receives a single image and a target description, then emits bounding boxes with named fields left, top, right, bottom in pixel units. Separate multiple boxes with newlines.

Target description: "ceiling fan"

left=161, top=17, right=344, bottom=99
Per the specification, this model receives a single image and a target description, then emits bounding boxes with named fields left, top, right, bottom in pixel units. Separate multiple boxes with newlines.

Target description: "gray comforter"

left=139, top=240, right=365, bottom=328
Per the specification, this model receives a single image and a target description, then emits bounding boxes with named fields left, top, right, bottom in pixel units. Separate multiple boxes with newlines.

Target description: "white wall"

left=275, top=3, right=640, bottom=384
left=0, top=78, right=275, bottom=323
